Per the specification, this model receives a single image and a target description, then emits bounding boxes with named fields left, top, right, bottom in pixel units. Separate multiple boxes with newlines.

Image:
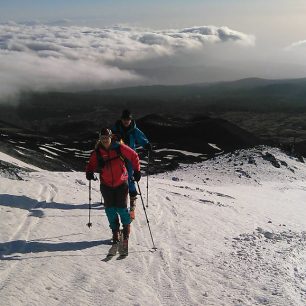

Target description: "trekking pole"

left=87, top=175, right=97, bottom=228
left=136, top=181, right=157, bottom=250
left=146, top=150, right=150, bottom=208
left=87, top=180, right=93, bottom=228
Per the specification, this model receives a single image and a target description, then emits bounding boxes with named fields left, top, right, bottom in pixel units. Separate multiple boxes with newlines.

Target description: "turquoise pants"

left=105, top=207, right=131, bottom=231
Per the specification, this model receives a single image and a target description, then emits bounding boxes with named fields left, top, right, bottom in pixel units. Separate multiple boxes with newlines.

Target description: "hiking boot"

left=121, top=239, right=129, bottom=256
left=112, top=230, right=120, bottom=244
left=122, top=224, right=130, bottom=240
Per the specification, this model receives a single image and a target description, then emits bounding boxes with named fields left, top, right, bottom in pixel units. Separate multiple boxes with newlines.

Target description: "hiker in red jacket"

left=85, top=128, right=141, bottom=254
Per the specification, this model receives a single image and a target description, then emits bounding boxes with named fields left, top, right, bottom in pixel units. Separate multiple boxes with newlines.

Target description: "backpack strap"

left=115, top=144, right=128, bottom=164
left=95, top=147, right=105, bottom=173
left=95, top=143, right=127, bottom=172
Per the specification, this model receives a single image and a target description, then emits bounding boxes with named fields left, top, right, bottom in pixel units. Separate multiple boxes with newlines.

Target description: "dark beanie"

left=99, top=128, right=112, bottom=137
left=121, top=109, right=132, bottom=119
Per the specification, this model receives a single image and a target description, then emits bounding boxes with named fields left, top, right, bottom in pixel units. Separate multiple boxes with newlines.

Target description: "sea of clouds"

left=287, top=40, right=306, bottom=50
left=0, top=22, right=255, bottom=100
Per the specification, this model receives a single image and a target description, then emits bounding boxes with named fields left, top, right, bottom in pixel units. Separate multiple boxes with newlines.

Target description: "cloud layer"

left=286, top=40, right=306, bottom=50
left=0, top=22, right=254, bottom=100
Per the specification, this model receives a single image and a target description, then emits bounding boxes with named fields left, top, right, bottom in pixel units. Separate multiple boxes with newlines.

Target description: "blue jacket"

left=112, top=119, right=149, bottom=151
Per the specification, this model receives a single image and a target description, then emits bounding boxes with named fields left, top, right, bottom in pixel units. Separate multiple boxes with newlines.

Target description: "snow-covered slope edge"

left=0, top=146, right=306, bottom=306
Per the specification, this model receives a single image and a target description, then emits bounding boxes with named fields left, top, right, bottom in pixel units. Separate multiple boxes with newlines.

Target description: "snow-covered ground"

left=0, top=146, right=306, bottom=305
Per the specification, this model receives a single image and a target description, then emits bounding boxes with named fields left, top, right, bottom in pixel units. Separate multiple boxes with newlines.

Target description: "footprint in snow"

left=75, top=179, right=86, bottom=185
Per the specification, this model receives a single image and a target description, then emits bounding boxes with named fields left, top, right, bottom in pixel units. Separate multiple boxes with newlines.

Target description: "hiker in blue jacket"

left=112, top=109, right=152, bottom=213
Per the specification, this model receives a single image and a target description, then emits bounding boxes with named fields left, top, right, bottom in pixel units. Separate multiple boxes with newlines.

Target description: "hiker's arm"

left=85, top=151, right=98, bottom=173
left=120, top=144, right=140, bottom=171
left=134, top=128, right=149, bottom=148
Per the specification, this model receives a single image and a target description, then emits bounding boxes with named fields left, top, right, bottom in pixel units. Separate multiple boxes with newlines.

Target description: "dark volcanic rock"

left=0, top=160, right=27, bottom=180
left=262, top=152, right=281, bottom=168
left=1, top=113, right=263, bottom=173
left=137, top=114, right=262, bottom=153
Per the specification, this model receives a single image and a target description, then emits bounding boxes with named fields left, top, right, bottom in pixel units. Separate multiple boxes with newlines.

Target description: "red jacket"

left=86, top=142, right=140, bottom=187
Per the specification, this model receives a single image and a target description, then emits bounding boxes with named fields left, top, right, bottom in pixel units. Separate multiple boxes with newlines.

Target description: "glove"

left=86, top=171, right=95, bottom=180
left=112, top=133, right=121, bottom=141
left=144, top=143, right=152, bottom=151
left=133, top=170, right=141, bottom=182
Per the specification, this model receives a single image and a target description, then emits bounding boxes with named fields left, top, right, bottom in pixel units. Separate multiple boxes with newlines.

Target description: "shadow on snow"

left=0, top=194, right=103, bottom=218
left=0, top=238, right=111, bottom=260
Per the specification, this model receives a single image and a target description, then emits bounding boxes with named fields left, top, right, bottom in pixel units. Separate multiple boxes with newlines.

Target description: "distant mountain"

left=87, top=77, right=306, bottom=112
left=1, top=76, right=306, bottom=156
left=1, top=77, right=305, bottom=123
left=193, top=77, right=306, bottom=89
left=95, top=76, right=306, bottom=95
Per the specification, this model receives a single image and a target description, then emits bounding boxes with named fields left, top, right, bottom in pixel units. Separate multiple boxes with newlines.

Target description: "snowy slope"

left=0, top=146, right=306, bottom=306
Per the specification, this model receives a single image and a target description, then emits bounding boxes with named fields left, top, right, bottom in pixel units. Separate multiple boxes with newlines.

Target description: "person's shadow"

left=0, top=238, right=112, bottom=260
left=0, top=194, right=104, bottom=218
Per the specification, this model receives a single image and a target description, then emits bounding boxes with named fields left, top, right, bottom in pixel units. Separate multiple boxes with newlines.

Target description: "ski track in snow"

left=0, top=146, right=306, bottom=305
